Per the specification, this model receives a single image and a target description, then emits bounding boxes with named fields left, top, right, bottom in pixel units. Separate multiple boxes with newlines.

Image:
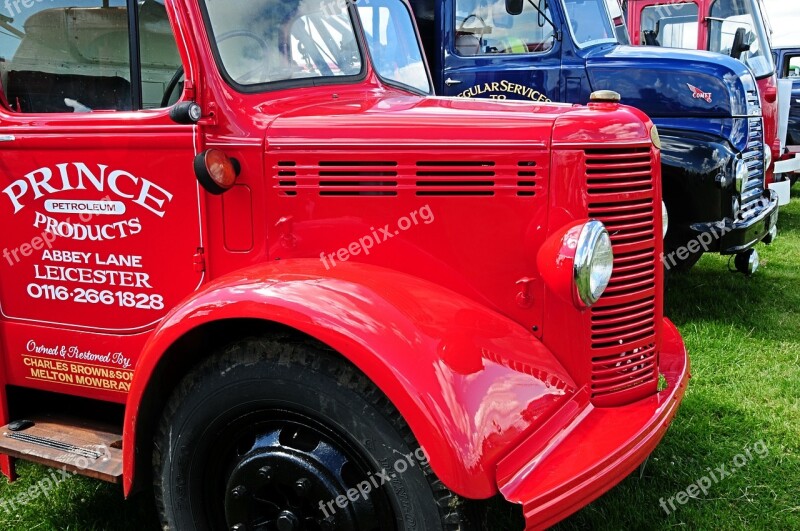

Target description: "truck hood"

left=585, top=45, right=758, bottom=119
left=264, top=93, right=563, bottom=148
left=262, top=91, right=651, bottom=148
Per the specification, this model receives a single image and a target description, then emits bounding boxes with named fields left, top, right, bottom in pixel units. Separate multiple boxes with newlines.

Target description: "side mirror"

left=730, top=27, right=751, bottom=60
left=170, top=101, right=202, bottom=125
left=506, top=0, right=523, bottom=16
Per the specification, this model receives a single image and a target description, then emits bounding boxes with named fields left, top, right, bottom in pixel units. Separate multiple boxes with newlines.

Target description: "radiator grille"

left=586, top=148, right=658, bottom=401
left=742, top=90, right=765, bottom=209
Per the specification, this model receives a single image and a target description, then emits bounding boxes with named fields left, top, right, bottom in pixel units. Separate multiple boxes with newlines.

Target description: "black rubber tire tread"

left=152, top=336, right=483, bottom=531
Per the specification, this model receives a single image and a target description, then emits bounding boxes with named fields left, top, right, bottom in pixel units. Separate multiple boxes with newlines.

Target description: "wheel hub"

left=222, top=425, right=381, bottom=531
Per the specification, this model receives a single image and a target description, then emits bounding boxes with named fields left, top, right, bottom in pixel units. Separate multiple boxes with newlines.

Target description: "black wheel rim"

left=196, top=408, right=398, bottom=531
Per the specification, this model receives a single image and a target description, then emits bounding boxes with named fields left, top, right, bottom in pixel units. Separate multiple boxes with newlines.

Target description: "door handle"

left=444, top=78, right=462, bottom=86
left=0, top=135, right=15, bottom=142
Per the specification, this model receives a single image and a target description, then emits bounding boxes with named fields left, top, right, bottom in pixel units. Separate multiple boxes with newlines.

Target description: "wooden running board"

left=0, top=417, right=123, bottom=483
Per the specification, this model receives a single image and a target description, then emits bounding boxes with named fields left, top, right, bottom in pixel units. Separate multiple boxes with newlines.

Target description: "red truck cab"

left=0, top=0, right=688, bottom=529
left=624, top=0, right=797, bottom=202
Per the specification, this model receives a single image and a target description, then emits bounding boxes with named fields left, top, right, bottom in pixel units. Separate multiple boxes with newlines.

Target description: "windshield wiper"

left=0, top=13, right=24, bottom=39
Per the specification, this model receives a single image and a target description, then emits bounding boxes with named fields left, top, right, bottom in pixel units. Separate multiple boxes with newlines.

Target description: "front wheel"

left=153, top=338, right=479, bottom=531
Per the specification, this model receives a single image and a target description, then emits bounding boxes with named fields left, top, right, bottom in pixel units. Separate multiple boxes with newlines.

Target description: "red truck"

left=624, top=0, right=798, bottom=204
left=0, top=0, right=688, bottom=529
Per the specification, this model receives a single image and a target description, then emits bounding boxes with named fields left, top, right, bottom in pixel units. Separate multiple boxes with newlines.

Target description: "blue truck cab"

left=410, top=0, right=779, bottom=269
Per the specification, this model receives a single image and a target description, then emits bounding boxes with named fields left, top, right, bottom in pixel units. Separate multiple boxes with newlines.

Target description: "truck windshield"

left=201, top=0, right=428, bottom=93
left=202, top=0, right=363, bottom=86
left=561, top=0, right=619, bottom=48
left=708, top=0, right=774, bottom=79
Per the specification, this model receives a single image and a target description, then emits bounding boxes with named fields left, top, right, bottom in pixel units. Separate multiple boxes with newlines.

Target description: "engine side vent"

left=276, top=161, right=399, bottom=196
left=272, top=158, right=543, bottom=197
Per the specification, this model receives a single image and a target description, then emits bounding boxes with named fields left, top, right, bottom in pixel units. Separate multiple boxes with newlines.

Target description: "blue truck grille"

left=742, top=90, right=765, bottom=209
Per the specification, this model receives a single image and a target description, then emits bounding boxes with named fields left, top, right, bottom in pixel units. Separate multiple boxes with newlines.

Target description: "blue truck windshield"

left=561, top=0, right=618, bottom=48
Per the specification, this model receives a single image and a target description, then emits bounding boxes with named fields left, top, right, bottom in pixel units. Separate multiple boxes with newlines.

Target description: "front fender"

left=657, top=129, right=738, bottom=232
left=123, top=259, right=577, bottom=499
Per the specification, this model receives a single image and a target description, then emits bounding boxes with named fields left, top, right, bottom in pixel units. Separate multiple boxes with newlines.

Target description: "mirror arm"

left=526, top=0, right=557, bottom=33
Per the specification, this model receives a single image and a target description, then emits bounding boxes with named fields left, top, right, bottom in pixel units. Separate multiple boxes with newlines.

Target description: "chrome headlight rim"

left=662, top=201, right=669, bottom=238
left=650, top=125, right=662, bottom=150
left=734, top=157, right=748, bottom=195
left=574, top=220, right=614, bottom=308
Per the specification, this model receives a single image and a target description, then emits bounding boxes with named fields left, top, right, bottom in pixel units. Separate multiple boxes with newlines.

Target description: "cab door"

left=780, top=52, right=800, bottom=145
left=0, top=0, right=203, bottom=401
left=441, top=0, right=563, bottom=103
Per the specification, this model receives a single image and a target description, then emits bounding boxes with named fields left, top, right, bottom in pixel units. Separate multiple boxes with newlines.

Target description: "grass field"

left=0, top=191, right=797, bottom=530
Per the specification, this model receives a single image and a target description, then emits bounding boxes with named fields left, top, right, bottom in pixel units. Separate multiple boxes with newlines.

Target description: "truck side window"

left=139, top=0, right=183, bottom=109
left=789, top=57, right=800, bottom=78
left=454, top=0, right=555, bottom=56
left=0, top=0, right=183, bottom=113
left=0, top=0, right=132, bottom=113
left=640, top=3, right=699, bottom=49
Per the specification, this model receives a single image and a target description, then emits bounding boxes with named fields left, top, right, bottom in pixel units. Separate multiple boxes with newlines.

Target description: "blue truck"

left=409, top=0, right=779, bottom=271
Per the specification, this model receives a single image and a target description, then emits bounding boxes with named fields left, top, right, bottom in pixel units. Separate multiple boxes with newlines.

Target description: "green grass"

left=552, top=187, right=800, bottom=530
left=0, top=193, right=798, bottom=530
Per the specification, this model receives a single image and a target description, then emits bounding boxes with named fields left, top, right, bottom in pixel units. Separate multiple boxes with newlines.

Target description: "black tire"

left=153, top=337, right=480, bottom=531
left=791, top=174, right=798, bottom=187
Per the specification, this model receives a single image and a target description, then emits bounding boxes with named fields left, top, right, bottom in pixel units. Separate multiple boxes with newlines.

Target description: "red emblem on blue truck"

left=687, top=83, right=713, bottom=103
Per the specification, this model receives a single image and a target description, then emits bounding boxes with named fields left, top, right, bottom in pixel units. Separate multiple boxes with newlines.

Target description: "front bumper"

left=774, top=153, right=800, bottom=175
left=689, top=190, right=780, bottom=255
left=496, top=319, right=689, bottom=530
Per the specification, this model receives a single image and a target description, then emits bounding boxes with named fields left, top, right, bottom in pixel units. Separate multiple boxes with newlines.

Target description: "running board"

left=0, top=417, right=123, bottom=483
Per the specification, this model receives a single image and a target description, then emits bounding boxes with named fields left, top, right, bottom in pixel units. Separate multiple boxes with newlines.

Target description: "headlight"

left=764, top=144, right=772, bottom=170
left=574, top=221, right=614, bottom=307
left=734, top=158, right=748, bottom=194
left=662, top=201, right=669, bottom=237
